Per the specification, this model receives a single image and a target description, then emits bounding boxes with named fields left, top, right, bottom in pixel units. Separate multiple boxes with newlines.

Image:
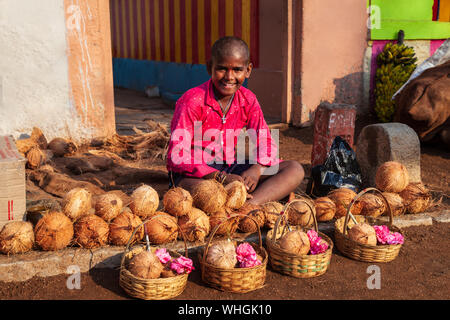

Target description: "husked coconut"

left=62, top=188, right=93, bottom=221
left=26, top=146, right=46, bottom=169
left=144, top=213, right=178, bottom=245
left=224, top=181, right=247, bottom=209
left=129, top=185, right=160, bottom=219
left=48, top=137, right=77, bottom=157
left=0, top=221, right=35, bottom=254
left=237, top=203, right=265, bottom=233
left=192, top=179, right=227, bottom=214
left=375, top=161, right=409, bottom=193
left=314, top=197, right=336, bottom=222
left=357, top=193, right=386, bottom=217
left=328, top=188, right=362, bottom=218
left=205, top=240, right=237, bottom=269
left=348, top=223, right=377, bottom=246
left=128, top=250, right=164, bottom=279
left=109, top=210, right=144, bottom=246
left=209, top=208, right=239, bottom=236
left=278, top=230, right=310, bottom=255
left=178, top=208, right=210, bottom=242
left=286, top=199, right=314, bottom=227
left=399, top=182, right=431, bottom=214
left=163, top=187, right=193, bottom=217
left=382, top=192, right=405, bottom=216
left=34, top=211, right=74, bottom=251
left=73, top=214, right=109, bottom=249
left=94, top=192, right=124, bottom=222
left=261, top=201, right=284, bottom=229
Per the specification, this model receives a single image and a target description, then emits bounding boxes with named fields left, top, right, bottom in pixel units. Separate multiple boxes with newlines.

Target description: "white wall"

left=0, top=0, right=93, bottom=142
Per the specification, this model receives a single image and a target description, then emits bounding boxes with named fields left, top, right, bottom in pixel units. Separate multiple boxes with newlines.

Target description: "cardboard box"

left=0, top=135, right=27, bottom=228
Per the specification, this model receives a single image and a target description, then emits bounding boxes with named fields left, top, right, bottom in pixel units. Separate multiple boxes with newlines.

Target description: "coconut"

left=192, top=179, right=227, bottom=214
left=348, top=223, right=377, bottom=246
left=205, top=240, right=237, bottom=269
left=278, top=230, right=310, bottom=255
left=178, top=208, right=210, bottom=242
left=314, top=197, right=336, bottom=222
left=328, top=188, right=362, bottom=218
left=26, top=146, right=46, bottom=169
left=128, top=250, right=164, bottom=279
left=62, top=187, right=93, bottom=221
left=162, top=187, right=193, bottom=217
left=30, top=127, right=48, bottom=150
left=161, top=265, right=177, bottom=278
left=399, top=182, right=431, bottom=214
left=144, top=213, right=178, bottom=245
left=236, top=203, right=266, bottom=233
left=382, top=192, right=406, bottom=216
left=34, top=211, right=74, bottom=251
left=73, top=214, right=109, bottom=249
left=109, top=210, right=144, bottom=246
left=262, top=201, right=284, bottom=229
left=224, top=181, right=247, bottom=209
left=375, top=161, right=409, bottom=193
left=0, top=221, right=35, bottom=254
left=94, top=192, right=123, bottom=222
left=209, top=208, right=239, bottom=236
left=357, top=193, right=386, bottom=218
left=285, top=198, right=314, bottom=227
left=48, top=137, right=77, bottom=157
left=129, top=184, right=160, bottom=219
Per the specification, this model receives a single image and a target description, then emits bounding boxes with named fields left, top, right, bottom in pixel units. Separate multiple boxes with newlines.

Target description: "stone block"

left=355, top=123, right=421, bottom=188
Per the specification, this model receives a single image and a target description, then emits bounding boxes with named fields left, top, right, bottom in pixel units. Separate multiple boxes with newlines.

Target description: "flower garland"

left=155, top=248, right=195, bottom=274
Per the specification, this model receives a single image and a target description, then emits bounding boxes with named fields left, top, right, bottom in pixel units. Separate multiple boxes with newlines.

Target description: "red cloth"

left=167, top=80, right=280, bottom=178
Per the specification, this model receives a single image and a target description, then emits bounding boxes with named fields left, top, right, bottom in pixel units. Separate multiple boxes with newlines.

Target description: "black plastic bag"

left=307, top=136, right=362, bottom=197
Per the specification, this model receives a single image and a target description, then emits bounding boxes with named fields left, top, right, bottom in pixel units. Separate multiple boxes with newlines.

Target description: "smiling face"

left=207, top=52, right=253, bottom=101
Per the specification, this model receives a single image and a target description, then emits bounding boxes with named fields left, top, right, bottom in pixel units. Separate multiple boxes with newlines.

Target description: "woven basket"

left=198, top=213, right=268, bottom=293
left=334, top=187, right=404, bottom=263
left=266, top=198, right=333, bottom=278
left=119, top=214, right=189, bottom=300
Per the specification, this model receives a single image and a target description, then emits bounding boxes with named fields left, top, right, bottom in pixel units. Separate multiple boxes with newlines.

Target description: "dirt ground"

left=1, top=93, right=449, bottom=302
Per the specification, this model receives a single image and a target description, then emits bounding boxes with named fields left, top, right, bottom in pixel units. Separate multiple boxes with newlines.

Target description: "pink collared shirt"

left=167, top=79, right=280, bottom=178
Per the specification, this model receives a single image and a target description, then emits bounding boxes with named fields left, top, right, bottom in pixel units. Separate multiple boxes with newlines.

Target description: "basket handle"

left=271, top=198, right=318, bottom=243
left=120, top=214, right=189, bottom=269
left=201, top=213, right=263, bottom=266
left=342, top=187, right=393, bottom=235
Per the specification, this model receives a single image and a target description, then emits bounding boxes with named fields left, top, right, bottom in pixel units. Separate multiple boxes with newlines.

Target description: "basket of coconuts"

left=334, top=187, right=405, bottom=263
left=119, top=214, right=193, bottom=300
left=266, top=198, right=333, bottom=278
left=199, top=213, right=268, bottom=293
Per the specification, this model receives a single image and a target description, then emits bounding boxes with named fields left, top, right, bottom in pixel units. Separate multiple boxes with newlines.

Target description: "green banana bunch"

left=374, top=42, right=417, bottom=122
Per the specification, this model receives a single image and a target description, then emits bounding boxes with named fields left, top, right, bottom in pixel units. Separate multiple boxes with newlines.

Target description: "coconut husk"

left=30, top=127, right=48, bottom=150
left=261, top=201, right=284, bottom=229
left=285, top=198, right=315, bottom=227
left=26, top=146, right=47, bottom=169
left=178, top=208, right=210, bottom=242
left=144, top=213, right=178, bottom=245
left=48, top=137, right=77, bottom=157
left=62, top=187, right=93, bottom=221
left=236, top=203, right=265, bottom=233
left=399, top=182, right=432, bottom=214
left=161, top=265, right=177, bottom=278
left=63, top=156, right=114, bottom=175
left=205, top=239, right=237, bottom=269
left=375, top=161, right=410, bottom=193
left=209, top=207, right=239, bottom=237
left=348, top=223, right=377, bottom=246
left=314, top=197, right=336, bottom=222
left=278, top=230, right=310, bottom=255
left=0, top=221, right=35, bottom=255
left=73, top=214, right=109, bottom=249
left=163, top=187, right=193, bottom=217
left=192, top=179, right=228, bottom=214
left=129, top=184, right=160, bottom=219
left=94, top=192, right=124, bottom=222
left=34, top=211, right=74, bottom=251
left=224, top=181, right=247, bottom=210
left=381, top=192, right=405, bottom=216
left=128, top=250, right=164, bottom=279
left=356, top=193, right=386, bottom=218
left=328, top=188, right=362, bottom=218
left=15, top=138, right=38, bottom=156
left=109, top=210, right=144, bottom=246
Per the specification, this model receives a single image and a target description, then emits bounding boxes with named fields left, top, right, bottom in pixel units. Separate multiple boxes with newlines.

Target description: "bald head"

left=210, top=36, right=250, bottom=65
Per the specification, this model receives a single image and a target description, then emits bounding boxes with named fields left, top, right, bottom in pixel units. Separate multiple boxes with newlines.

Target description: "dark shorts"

left=168, top=161, right=253, bottom=188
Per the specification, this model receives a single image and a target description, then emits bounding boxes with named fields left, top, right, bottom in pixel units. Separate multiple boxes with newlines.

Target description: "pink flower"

left=155, top=248, right=172, bottom=264
left=373, top=225, right=404, bottom=245
left=170, top=256, right=195, bottom=274
left=307, top=230, right=329, bottom=255
left=236, top=242, right=261, bottom=268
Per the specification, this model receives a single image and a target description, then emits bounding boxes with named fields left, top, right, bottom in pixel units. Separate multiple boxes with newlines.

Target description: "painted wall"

left=293, top=0, right=369, bottom=126
left=0, top=0, right=115, bottom=143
